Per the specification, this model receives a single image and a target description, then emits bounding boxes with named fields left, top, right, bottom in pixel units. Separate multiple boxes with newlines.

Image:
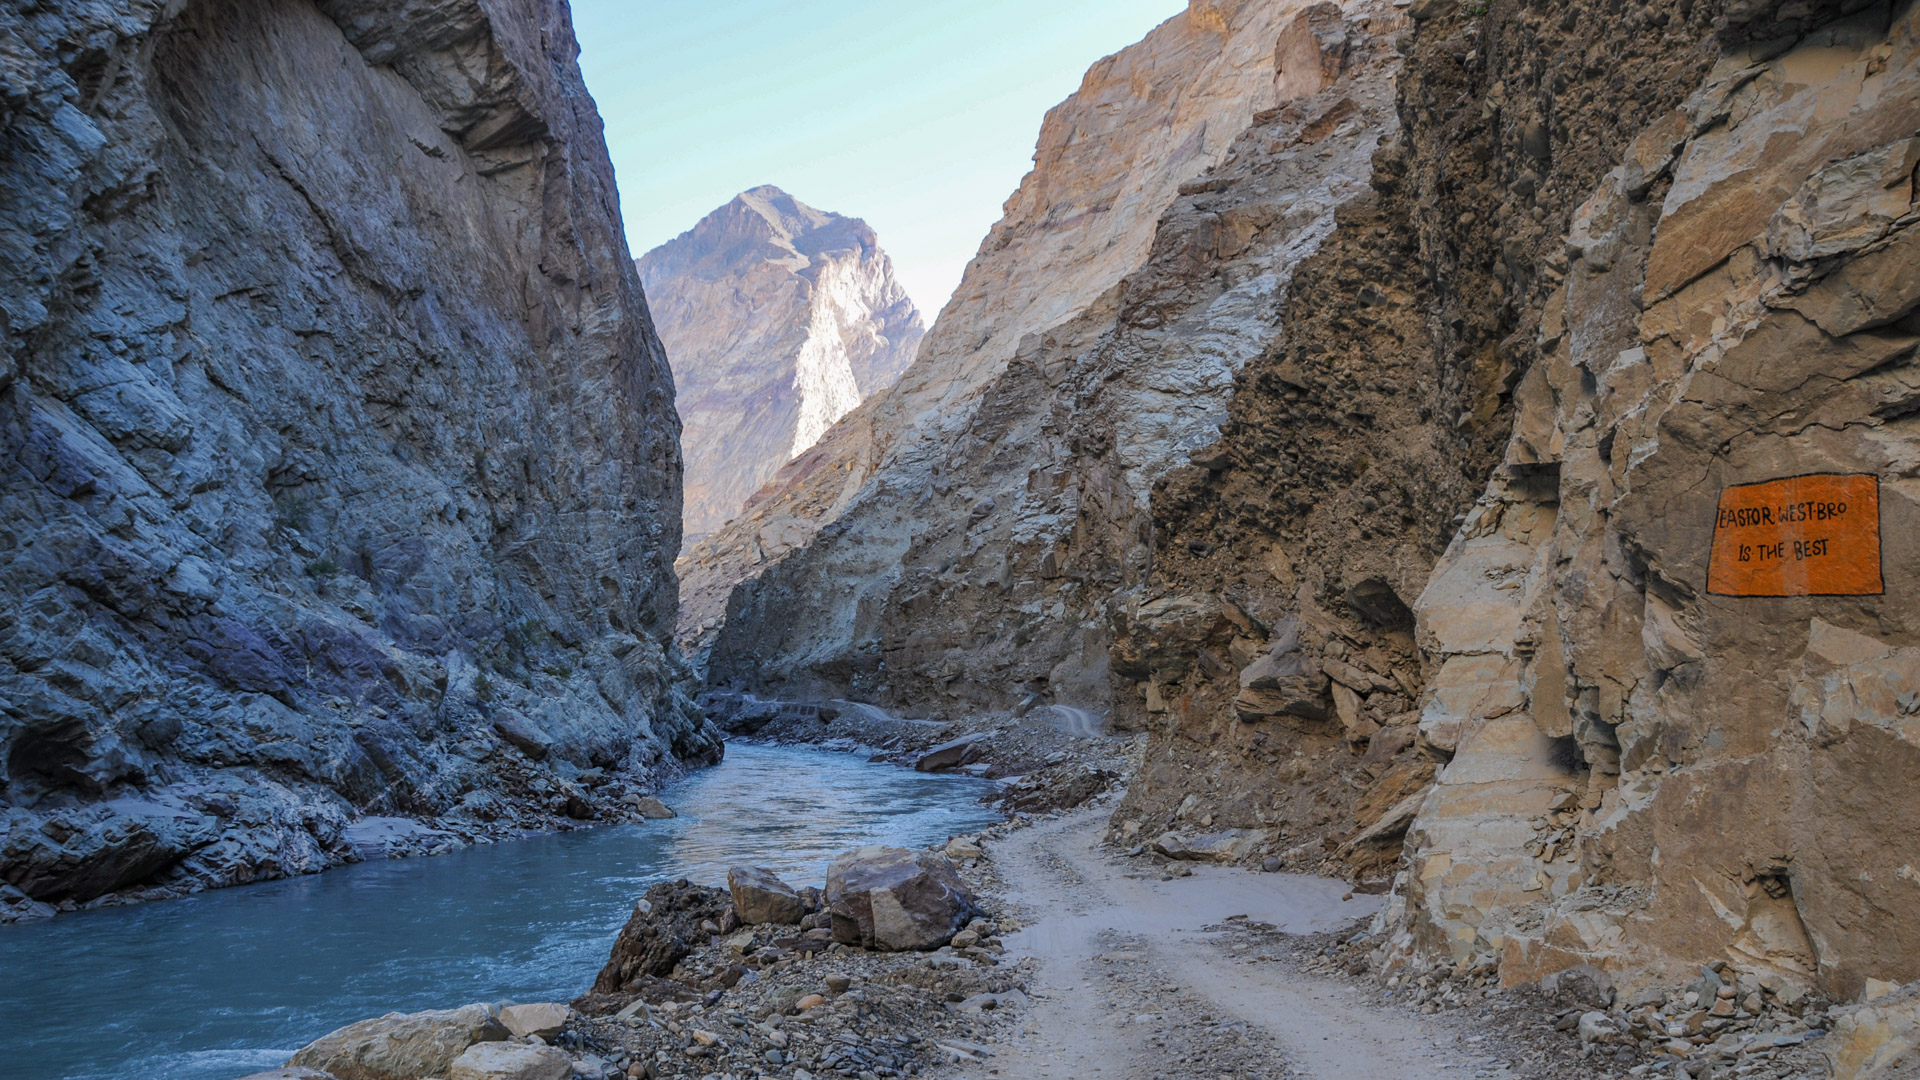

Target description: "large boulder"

left=287, top=1004, right=507, bottom=1080
left=590, top=880, right=731, bottom=994
left=826, top=846, right=980, bottom=951
left=913, top=733, right=990, bottom=772
left=448, top=1042, right=572, bottom=1080
left=728, top=865, right=805, bottom=925
left=1151, top=829, right=1262, bottom=863
left=496, top=1002, right=570, bottom=1040
left=1826, top=981, right=1920, bottom=1080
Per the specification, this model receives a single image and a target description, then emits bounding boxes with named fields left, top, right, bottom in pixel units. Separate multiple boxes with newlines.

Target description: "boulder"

left=491, top=715, right=552, bottom=761
left=448, top=1041, right=572, bottom=1080
left=497, top=1002, right=569, bottom=1040
left=914, top=733, right=990, bottom=772
left=1826, top=981, right=1920, bottom=1080
left=728, top=865, right=805, bottom=925
left=631, top=797, right=676, bottom=820
left=287, top=1004, right=507, bottom=1080
left=826, top=846, right=980, bottom=951
left=1541, top=963, right=1616, bottom=1010
left=1150, top=829, right=1262, bottom=862
left=590, top=880, right=731, bottom=994
left=1233, top=621, right=1330, bottom=723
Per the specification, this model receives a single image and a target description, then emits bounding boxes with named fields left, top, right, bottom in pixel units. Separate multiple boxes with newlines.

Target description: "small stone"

left=825, top=974, right=852, bottom=994
left=796, top=994, right=827, bottom=1011
left=951, top=930, right=980, bottom=949
left=691, top=1030, right=719, bottom=1047
left=1710, top=997, right=1736, bottom=1018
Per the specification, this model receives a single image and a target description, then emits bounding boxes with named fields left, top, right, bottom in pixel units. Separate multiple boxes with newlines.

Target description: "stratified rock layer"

left=0, top=0, right=718, bottom=917
left=695, top=0, right=1340, bottom=681
left=639, top=187, right=922, bottom=546
left=697, top=0, right=1920, bottom=1003
left=1106, top=0, right=1920, bottom=1004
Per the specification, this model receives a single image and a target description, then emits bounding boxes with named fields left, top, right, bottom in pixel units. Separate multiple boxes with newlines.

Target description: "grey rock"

left=497, top=1002, right=570, bottom=1040
left=447, top=1041, right=572, bottom=1080
left=639, top=186, right=923, bottom=541
left=913, top=734, right=990, bottom=773
left=826, top=846, right=980, bottom=951
left=0, top=0, right=720, bottom=914
left=288, top=1003, right=508, bottom=1080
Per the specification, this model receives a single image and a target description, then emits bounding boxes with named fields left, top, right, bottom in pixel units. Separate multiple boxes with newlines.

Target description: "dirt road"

left=980, top=809, right=1518, bottom=1080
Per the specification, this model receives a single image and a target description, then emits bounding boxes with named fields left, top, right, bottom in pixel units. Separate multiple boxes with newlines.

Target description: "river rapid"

left=0, top=742, right=1001, bottom=1080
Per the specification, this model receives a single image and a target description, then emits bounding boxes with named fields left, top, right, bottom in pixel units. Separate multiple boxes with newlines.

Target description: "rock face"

left=288, top=1003, right=508, bottom=1080
left=0, top=0, right=719, bottom=916
left=693, top=0, right=1920, bottom=1006
left=826, top=845, right=979, bottom=951
left=682, top=0, right=1321, bottom=661
left=640, top=186, right=922, bottom=546
left=1381, top=1, right=1920, bottom=1001
left=1097, top=0, right=1920, bottom=1006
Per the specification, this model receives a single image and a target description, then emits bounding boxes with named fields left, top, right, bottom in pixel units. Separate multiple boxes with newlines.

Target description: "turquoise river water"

left=0, top=742, right=1001, bottom=1080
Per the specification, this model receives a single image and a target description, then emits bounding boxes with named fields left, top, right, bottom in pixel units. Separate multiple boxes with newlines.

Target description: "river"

left=0, top=742, right=1001, bottom=1080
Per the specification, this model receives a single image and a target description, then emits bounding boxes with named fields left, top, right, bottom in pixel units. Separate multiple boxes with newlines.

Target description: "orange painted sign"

left=1707, top=473, right=1882, bottom=597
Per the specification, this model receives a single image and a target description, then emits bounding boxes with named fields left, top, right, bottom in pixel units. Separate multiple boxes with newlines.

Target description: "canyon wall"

left=692, top=0, right=1345, bottom=679
left=639, top=186, right=922, bottom=545
left=1113, top=0, right=1920, bottom=1004
left=695, top=0, right=1920, bottom=1003
left=0, top=0, right=718, bottom=919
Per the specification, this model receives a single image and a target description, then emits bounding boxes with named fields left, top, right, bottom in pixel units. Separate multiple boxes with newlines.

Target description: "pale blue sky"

left=572, top=0, right=1185, bottom=319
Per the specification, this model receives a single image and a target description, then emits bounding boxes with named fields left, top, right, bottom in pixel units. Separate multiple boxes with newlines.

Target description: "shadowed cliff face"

left=0, top=0, right=718, bottom=917
left=640, top=186, right=923, bottom=549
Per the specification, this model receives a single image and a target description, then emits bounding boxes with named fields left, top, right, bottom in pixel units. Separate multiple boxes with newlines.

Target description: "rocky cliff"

left=689, top=0, right=1337, bottom=666
left=1111, top=0, right=1920, bottom=1006
left=0, top=0, right=718, bottom=919
left=695, top=0, right=1920, bottom=1008
left=639, top=186, right=922, bottom=544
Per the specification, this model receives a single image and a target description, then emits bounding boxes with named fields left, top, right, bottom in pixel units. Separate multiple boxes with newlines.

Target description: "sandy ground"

left=979, top=808, right=1516, bottom=1080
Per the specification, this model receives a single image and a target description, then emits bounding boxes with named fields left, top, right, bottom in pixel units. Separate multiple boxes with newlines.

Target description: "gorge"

left=4, top=0, right=1920, bottom=1078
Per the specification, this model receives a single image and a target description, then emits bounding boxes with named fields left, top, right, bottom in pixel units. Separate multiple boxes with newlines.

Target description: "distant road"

left=1046, top=705, right=1107, bottom=739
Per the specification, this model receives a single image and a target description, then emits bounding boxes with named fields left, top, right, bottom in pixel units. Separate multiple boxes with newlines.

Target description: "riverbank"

left=710, top=694, right=1141, bottom=817
left=149, top=700, right=1875, bottom=1080
left=0, top=757, right=703, bottom=926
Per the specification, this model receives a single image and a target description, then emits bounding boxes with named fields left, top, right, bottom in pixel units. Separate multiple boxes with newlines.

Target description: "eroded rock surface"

left=683, top=0, right=1325, bottom=664
left=639, top=186, right=922, bottom=547
left=0, top=0, right=718, bottom=917
left=689, top=0, right=1920, bottom=1011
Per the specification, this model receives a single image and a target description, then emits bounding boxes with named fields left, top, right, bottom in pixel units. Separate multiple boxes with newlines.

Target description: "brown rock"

left=826, top=846, right=980, bottom=951
left=590, top=880, right=731, bottom=994
left=727, top=865, right=805, bottom=925
left=497, top=1003, right=569, bottom=1040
